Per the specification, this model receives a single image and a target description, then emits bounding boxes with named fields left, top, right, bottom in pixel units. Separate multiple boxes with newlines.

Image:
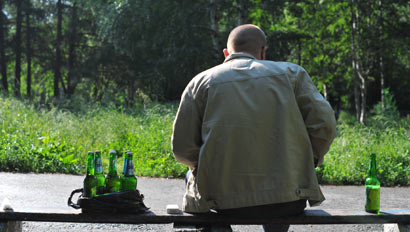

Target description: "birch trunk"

left=351, top=0, right=367, bottom=124
left=351, top=0, right=360, bottom=122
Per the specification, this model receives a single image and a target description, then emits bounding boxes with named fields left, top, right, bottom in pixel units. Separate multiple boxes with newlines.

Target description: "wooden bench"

left=1, top=208, right=410, bottom=232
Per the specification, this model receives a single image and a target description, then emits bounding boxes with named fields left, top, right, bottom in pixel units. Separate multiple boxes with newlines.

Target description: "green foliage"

left=317, top=117, right=410, bottom=186
left=0, top=96, right=187, bottom=177
left=1, top=96, right=409, bottom=185
left=0, top=97, right=81, bottom=173
left=318, top=93, right=409, bottom=186
left=1, top=0, right=409, bottom=117
left=370, top=88, right=400, bottom=121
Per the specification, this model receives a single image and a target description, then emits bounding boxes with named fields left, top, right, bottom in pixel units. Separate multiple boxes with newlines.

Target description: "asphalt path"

left=1, top=172, right=409, bottom=231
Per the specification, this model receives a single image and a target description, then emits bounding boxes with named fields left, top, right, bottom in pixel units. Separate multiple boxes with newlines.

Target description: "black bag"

left=68, top=188, right=149, bottom=214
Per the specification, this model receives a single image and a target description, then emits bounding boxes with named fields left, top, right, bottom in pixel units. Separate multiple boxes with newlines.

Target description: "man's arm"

left=171, top=85, right=203, bottom=168
left=294, top=67, right=337, bottom=166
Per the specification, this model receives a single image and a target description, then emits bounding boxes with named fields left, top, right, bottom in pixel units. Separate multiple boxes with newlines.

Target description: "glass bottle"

left=83, top=151, right=97, bottom=198
left=105, top=149, right=121, bottom=193
left=365, top=153, right=380, bottom=213
left=94, top=150, right=106, bottom=195
left=120, top=151, right=137, bottom=191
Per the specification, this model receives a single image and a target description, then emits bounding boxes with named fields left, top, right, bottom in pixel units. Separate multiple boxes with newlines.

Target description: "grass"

left=0, top=96, right=409, bottom=186
left=317, top=112, right=410, bottom=186
left=0, top=96, right=186, bottom=177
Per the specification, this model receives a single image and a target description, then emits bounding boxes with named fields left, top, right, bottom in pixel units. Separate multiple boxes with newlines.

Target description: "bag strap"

left=67, top=188, right=83, bottom=209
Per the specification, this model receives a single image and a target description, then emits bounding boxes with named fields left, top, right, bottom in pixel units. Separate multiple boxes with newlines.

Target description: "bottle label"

left=126, top=159, right=134, bottom=176
left=95, top=158, right=103, bottom=173
left=365, top=187, right=380, bottom=212
left=123, top=157, right=128, bottom=174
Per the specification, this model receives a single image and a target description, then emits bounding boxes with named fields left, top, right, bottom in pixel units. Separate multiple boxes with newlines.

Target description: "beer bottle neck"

left=86, top=154, right=95, bottom=175
left=368, top=155, right=377, bottom=177
left=94, top=154, right=103, bottom=174
left=108, top=153, right=117, bottom=175
left=124, top=154, right=134, bottom=176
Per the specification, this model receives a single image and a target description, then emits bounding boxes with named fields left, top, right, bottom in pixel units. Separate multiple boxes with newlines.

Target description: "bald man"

left=172, top=24, right=336, bottom=231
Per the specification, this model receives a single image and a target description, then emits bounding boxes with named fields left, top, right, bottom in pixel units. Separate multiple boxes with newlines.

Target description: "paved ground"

left=1, top=172, right=409, bottom=231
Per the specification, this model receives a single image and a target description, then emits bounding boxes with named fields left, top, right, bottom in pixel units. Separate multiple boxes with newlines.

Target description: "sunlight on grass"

left=0, top=96, right=409, bottom=185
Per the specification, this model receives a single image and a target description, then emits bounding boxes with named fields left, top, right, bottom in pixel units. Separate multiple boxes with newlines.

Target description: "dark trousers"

left=185, top=170, right=306, bottom=232
left=217, top=200, right=306, bottom=232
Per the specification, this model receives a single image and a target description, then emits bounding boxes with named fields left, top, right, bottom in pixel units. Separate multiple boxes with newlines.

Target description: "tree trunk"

left=26, top=4, right=32, bottom=98
left=350, top=0, right=367, bottom=124
left=0, top=1, right=8, bottom=93
left=54, top=0, right=62, bottom=99
left=67, top=1, right=77, bottom=97
left=350, top=0, right=360, bottom=122
left=298, top=39, right=302, bottom=65
left=236, top=0, right=249, bottom=25
left=209, top=0, right=222, bottom=61
left=356, top=3, right=367, bottom=124
left=15, top=0, right=23, bottom=97
left=323, top=82, right=328, bottom=101
left=378, top=0, right=385, bottom=111
left=360, top=78, right=367, bottom=123
left=127, top=79, right=135, bottom=107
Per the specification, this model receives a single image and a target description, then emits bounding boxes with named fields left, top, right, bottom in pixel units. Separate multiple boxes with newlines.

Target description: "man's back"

left=172, top=52, right=336, bottom=213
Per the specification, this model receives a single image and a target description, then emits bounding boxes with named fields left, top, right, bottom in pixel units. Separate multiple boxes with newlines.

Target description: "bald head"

left=226, top=24, right=267, bottom=59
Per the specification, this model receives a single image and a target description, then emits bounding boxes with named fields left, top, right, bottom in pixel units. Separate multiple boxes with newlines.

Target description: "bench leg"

left=384, top=224, right=410, bottom=232
left=173, top=223, right=203, bottom=232
left=0, top=221, right=22, bottom=232
left=173, top=223, right=232, bottom=232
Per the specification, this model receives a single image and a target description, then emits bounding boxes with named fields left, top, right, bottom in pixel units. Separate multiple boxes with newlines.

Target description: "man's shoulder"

left=258, top=60, right=304, bottom=74
left=187, top=60, right=306, bottom=89
left=188, top=63, right=227, bottom=86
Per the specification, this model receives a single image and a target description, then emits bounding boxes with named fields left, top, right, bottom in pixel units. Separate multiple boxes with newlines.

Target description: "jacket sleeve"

left=294, top=67, right=337, bottom=166
left=171, top=84, right=204, bottom=168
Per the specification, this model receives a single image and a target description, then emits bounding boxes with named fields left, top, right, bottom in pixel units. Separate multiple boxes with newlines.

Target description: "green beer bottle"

left=365, top=153, right=380, bottom=213
left=83, top=151, right=97, bottom=198
left=94, top=150, right=106, bottom=195
left=105, top=149, right=121, bottom=193
left=120, top=151, right=137, bottom=191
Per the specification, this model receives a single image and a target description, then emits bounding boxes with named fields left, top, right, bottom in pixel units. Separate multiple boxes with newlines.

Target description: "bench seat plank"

left=1, top=208, right=410, bottom=225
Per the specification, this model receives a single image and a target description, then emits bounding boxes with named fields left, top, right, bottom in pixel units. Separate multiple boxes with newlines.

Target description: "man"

left=172, top=24, right=337, bottom=231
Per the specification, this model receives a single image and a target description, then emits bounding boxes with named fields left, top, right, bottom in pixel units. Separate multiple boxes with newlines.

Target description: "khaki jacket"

left=172, top=53, right=337, bottom=213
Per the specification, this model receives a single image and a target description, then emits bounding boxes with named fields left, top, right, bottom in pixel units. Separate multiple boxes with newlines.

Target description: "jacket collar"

left=223, top=53, right=257, bottom=63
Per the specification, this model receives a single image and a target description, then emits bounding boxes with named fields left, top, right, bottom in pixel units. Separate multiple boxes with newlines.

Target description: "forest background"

left=0, top=0, right=409, bottom=186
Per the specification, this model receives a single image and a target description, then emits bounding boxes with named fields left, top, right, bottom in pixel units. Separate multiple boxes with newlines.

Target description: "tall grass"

left=1, top=96, right=409, bottom=185
left=317, top=112, right=410, bottom=186
left=0, top=96, right=186, bottom=177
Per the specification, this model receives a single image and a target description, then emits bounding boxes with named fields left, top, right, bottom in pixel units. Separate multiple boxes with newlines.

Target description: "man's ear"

left=223, top=48, right=230, bottom=58
left=260, top=46, right=268, bottom=60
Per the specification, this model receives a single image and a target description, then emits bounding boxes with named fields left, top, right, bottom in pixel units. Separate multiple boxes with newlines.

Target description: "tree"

left=0, top=0, right=8, bottom=93
left=66, top=0, right=77, bottom=97
left=15, top=0, right=22, bottom=97
left=0, top=0, right=408, bottom=116
left=25, top=0, right=32, bottom=98
left=209, top=0, right=222, bottom=61
left=54, top=0, right=62, bottom=99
